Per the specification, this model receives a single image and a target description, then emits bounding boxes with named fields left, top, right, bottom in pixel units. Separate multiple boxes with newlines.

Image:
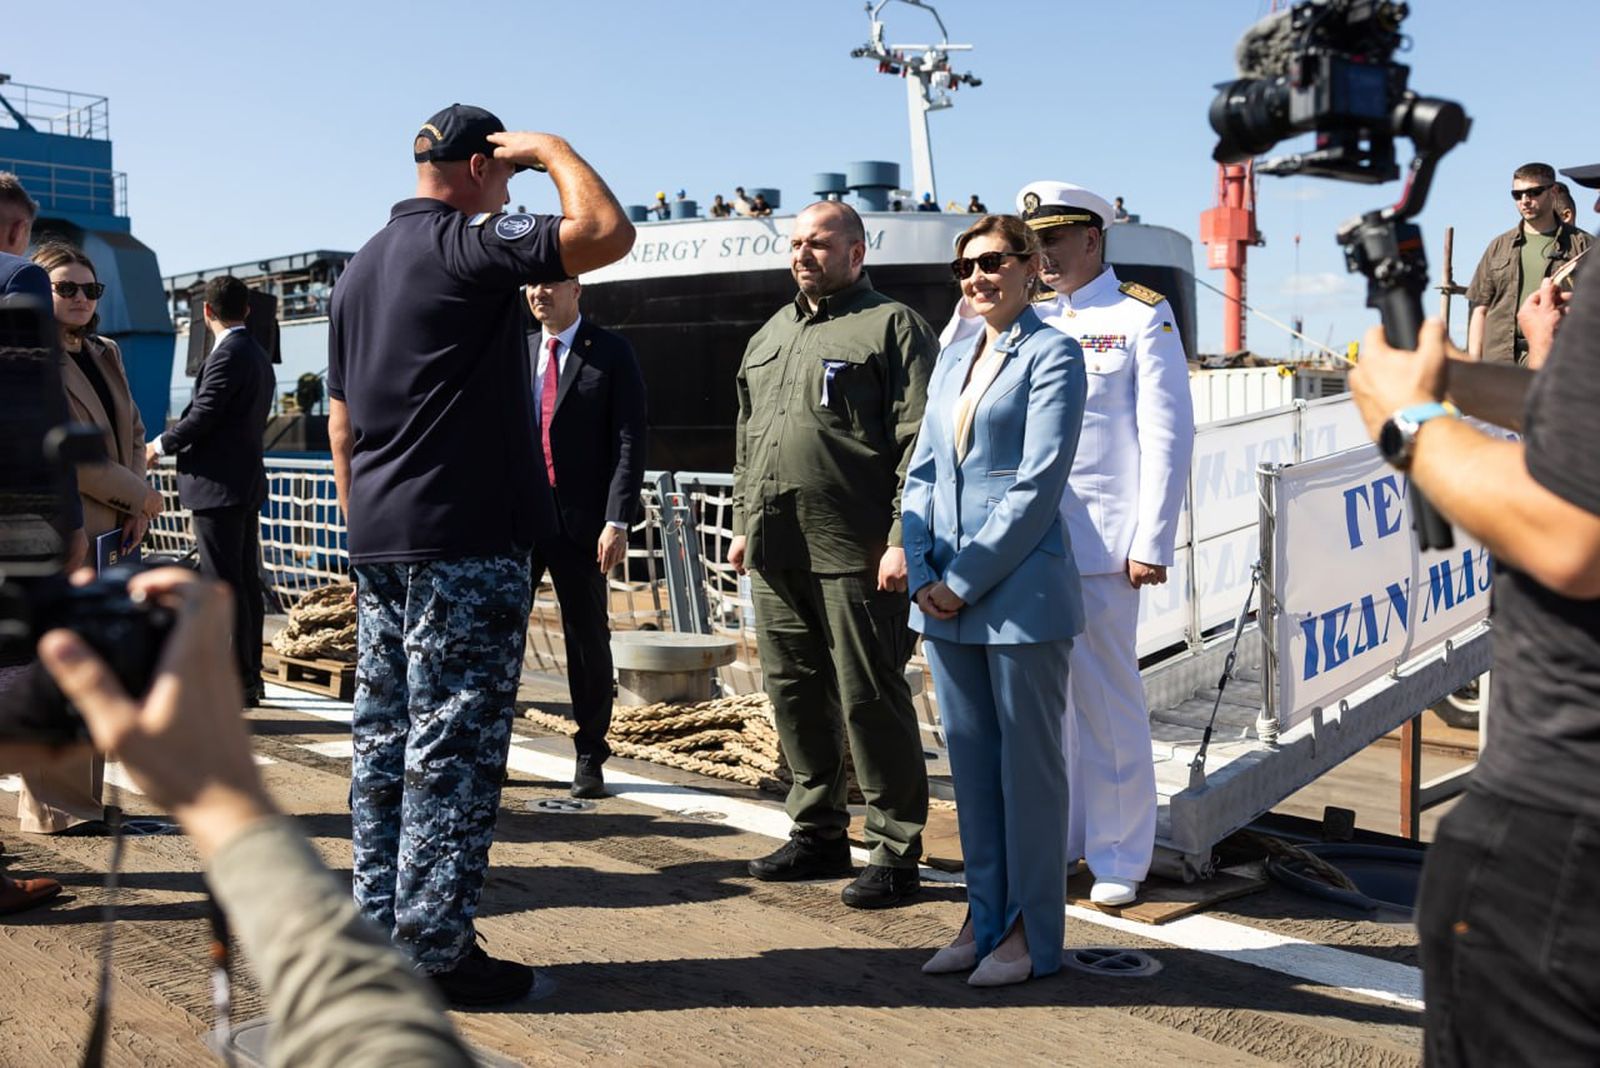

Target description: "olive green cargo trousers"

left=750, top=568, right=928, bottom=868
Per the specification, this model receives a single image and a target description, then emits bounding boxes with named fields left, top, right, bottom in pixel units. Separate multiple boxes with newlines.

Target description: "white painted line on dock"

left=301, top=740, right=356, bottom=759
left=276, top=693, right=1423, bottom=1011
left=1, top=757, right=271, bottom=801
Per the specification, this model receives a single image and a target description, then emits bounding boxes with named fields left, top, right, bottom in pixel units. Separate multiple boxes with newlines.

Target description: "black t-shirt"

left=327, top=199, right=566, bottom=563
left=1476, top=265, right=1600, bottom=817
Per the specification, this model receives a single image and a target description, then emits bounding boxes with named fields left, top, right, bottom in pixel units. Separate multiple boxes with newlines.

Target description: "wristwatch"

left=1378, top=401, right=1459, bottom=469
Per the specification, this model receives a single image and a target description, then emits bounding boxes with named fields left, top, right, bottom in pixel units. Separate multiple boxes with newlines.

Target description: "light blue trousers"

left=924, top=637, right=1072, bottom=978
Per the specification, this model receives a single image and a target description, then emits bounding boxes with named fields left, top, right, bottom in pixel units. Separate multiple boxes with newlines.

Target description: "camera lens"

left=1209, top=77, right=1292, bottom=163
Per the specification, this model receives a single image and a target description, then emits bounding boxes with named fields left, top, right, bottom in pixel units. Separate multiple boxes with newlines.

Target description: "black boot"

left=841, top=863, right=921, bottom=909
left=430, top=944, right=535, bottom=1007
left=571, top=758, right=606, bottom=799
left=748, top=833, right=853, bottom=881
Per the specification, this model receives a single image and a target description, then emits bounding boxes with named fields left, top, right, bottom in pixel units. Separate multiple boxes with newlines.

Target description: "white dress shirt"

left=529, top=314, right=628, bottom=532
left=531, top=314, right=582, bottom=414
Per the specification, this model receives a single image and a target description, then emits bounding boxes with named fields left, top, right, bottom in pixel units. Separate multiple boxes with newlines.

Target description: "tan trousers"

left=17, top=752, right=105, bottom=832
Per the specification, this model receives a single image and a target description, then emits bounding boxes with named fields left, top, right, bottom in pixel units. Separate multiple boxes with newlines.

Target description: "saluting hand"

left=486, top=131, right=566, bottom=172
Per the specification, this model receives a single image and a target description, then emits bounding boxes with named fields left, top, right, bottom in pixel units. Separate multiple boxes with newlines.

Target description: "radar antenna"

left=850, top=0, right=980, bottom=206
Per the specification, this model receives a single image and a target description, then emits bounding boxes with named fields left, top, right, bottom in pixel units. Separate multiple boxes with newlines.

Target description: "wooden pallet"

left=262, top=647, right=355, bottom=701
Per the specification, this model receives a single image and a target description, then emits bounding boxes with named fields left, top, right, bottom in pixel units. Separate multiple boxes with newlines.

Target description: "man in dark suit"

left=147, top=275, right=274, bottom=703
left=526, top=275, right=647, bottom=798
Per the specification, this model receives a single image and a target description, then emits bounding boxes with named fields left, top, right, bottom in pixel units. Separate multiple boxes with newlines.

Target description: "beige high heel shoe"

left=967, top=949, right=1033, bottom=987
left=921, top=939, right=979, bottom=974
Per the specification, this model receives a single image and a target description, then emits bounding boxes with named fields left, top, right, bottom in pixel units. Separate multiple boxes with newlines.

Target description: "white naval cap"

left=1015, top=181, right=1115, bottom=232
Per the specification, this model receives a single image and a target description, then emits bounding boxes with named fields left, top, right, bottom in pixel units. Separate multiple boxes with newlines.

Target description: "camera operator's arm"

left=35, top=570, right=471, bottom=1068
left=1442, top=356, right=1532, bottom=432
left=1352, top=320, right=1600, bottom=598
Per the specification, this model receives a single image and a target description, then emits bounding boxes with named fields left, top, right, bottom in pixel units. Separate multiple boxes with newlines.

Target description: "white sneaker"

left=1089, top=877, right=1139, bottom=907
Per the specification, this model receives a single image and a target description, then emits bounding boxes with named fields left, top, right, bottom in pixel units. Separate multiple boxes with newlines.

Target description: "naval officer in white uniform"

left=938, top=181, right=1194, bottom=906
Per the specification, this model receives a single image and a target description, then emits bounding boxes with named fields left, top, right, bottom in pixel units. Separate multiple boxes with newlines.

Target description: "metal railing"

left=0, top=157, right=126, bottom=217
left=523, top=472, right=672, bottom=675
left=0, top=82, right=110, bottom=139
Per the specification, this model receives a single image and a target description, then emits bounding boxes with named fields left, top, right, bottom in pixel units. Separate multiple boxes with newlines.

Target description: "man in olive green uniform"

left=730, top=200, right=936, bottom=909
left=1466, top=162, right=1591, bottom=364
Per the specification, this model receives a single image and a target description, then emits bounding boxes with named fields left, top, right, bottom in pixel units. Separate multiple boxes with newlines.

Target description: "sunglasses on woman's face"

left=53, top=281, right=106, bottom=300
left=950, top=251, right=1027, bottom=280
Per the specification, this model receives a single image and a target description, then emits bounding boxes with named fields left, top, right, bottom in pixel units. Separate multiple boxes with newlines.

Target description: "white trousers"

left=1063, top=572, right=1155, bottom=882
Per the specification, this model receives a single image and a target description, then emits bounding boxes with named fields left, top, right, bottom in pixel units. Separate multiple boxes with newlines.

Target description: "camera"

left=1207, top=0, right=1469, bottom=551
left=1209, top=0, right=1413, bottom=183
left=0, top=292, right=174, bottom=744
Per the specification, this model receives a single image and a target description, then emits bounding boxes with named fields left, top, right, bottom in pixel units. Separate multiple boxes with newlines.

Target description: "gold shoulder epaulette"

left=1119, top=281, right=1164, bottom=306
left=1031, top=287, right=1057, bottom=304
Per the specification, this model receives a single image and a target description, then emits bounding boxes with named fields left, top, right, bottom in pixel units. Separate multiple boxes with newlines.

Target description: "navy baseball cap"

left=1559, top=163, right=1600, bottom=190
left=413, top=104, right=529, bottom=172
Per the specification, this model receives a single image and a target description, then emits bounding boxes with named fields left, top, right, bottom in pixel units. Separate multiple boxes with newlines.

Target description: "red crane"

left=1199, top=161, right=1263, bottom=355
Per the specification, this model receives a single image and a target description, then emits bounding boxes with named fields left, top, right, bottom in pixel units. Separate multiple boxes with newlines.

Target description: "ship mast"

left=850, top=0, right=981, bottom=206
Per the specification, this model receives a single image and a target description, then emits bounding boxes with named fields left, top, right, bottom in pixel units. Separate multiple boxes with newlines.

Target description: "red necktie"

left=541, top=336, right=560, bottom=487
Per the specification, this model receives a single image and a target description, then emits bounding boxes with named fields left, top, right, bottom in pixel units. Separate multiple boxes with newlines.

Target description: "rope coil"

left=271, top=583, right=357, bottom=661
left=523, top=693, right=867, bottom=803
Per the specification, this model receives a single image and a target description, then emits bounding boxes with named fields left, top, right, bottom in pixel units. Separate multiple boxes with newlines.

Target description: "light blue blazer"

left=903, top=305, right=1087, bottom=645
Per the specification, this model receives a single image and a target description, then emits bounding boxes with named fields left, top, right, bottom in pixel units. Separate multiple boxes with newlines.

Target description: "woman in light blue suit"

left=903, top=214, right=1086, bottom=986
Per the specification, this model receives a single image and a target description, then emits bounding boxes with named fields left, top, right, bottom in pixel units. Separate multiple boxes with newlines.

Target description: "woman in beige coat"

left=17, top=242, right=163, bottom=833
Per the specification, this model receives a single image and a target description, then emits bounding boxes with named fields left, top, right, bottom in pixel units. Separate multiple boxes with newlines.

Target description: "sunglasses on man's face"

left=950, top=251, right=1027, bottom=280
left=52, top=281, right=105, bottom=300
left=1511, top=184, right=1553, bottom=201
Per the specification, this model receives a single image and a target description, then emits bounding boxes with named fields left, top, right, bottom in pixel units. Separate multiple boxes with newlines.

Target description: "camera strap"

left=209, top=897, right=237, bottom=1066
left=70, top=782, right=237, bottom=1067
left=78, top=806, right=124, bottom=1068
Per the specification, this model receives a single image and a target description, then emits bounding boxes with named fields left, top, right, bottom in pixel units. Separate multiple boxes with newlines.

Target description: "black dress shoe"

left=243, top=682, right=267, bottom=708
left=748, top=834, right=853, bottom=882
left=571, top=760, right=606, bottom=799
left=430, top=944, right=535, bottom=1007
left=841, top=863, right=921, bottom=909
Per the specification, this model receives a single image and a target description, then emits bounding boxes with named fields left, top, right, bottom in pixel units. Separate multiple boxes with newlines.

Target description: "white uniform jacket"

left=940, top=266, right=1194, bottom=577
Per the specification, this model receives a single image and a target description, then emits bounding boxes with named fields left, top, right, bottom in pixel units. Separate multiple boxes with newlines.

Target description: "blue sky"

left=7, top=0, right=1595, bottom=356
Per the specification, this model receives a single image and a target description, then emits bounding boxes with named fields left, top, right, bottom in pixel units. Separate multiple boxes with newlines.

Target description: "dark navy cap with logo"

left=413, top=104, right=531, bottom=173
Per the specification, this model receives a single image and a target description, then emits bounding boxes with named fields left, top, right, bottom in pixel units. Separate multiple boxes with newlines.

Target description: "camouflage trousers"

left=350, top=554, right=532, bottom=974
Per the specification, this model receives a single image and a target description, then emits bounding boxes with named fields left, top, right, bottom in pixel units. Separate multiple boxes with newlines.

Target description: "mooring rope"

left=270, top=584, right=357, bottom=661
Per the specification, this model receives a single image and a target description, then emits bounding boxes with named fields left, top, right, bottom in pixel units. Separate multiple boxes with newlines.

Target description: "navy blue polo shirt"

left=328, top=198, right=565, bottom=563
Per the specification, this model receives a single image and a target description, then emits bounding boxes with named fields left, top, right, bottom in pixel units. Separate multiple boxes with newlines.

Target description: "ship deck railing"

left=0, top=155, right=126, bottom=218
left=0, top=81, right=110, bottom=139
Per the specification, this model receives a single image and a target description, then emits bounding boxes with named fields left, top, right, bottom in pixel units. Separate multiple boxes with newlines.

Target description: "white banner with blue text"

left=1270, top=443, right=1491, bottom=732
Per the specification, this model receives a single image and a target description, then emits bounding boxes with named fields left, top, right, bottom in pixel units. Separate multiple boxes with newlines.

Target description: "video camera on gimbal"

left=0, top=293, right=172, bottom=744
left=1208, top=0, right=1471, bottom=550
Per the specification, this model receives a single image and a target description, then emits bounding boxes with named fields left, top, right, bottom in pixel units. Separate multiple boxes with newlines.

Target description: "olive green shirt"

left=1467, top=220, right=1590, bottom=364
left=733, top=272, right=938, bottom=573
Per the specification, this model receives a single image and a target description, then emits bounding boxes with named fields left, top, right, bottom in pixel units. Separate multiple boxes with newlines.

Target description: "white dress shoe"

left=921, top=940, right=979, bottom=975
left=1090, top=877, right=1139, bottom=907
left=967, top=950, right=1033, bottom=987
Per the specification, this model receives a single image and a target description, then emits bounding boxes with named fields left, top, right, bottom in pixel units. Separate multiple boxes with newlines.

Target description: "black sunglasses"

left=1511, top=184, right=1553, bottom=201
left=52, top=280, right=106, bottom=300
left=950, top=251, right=1028, bottom=279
